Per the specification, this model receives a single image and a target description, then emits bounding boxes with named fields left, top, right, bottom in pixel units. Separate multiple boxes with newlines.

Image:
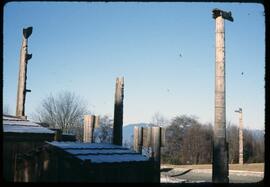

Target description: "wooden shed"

left=15, top=141, right=159, bottom=182
left=3, top=115, right=55, bottom=181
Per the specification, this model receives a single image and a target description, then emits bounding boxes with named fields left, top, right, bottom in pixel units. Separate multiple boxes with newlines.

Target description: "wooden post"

left=161, top=128, right=166, bottom=147
left=212, top=9, right=233, bottom=183
left=133, top=127, right=143, bottom=153
left=134, top=127, right=139, bottom=152
left=151, top=127, right=161, bottom=183
left=145, top=127, right=152, bottom=147
left=16, top=27, right=33, bottom=117
left=54, top=129, right=62, bottom=141
left=139, top=127, right=143, bottom=153
left=23, top=160, right=29, bottom=182
left=95, top=115, right=100, bottom=128
left=151, top=127, right=161, bottom=162
left=112, top=77, right=124, bottom=145
left=84, top=115, right=95, bottom=143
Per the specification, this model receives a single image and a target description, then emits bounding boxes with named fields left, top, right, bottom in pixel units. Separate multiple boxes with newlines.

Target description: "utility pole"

left=235, top=108, right=244, bottom=165
left=212, top=9, right=233, bottom=183
left=112, top=77, right=124, bottom=145
left=16, top=27, right=33, bottom=118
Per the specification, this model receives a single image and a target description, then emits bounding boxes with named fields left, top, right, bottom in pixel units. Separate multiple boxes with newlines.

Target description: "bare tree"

left=151, top=112, right=169, bottom=127
left=162, top=115, right=197, bottom=164
left=161, top=114, right=264, bottom=165
left=69, top=118, right=84, bottom=142
left=34, top=91, right=89, bottom=133
left=243, top=128, right=264, bottom=163
left=227, top=123, right=264, bottom=164
left=181, top=122, right=213, bottom=164
left=227, top=122, right=239, bottom=164
left=161, top=115, right=213, bottom=165
left=94, top=115, right=113, bottom=143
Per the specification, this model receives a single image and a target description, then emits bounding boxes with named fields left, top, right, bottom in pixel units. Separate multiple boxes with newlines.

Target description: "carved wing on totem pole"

left=23, top=27, right=33, bottom=39
left=212, top=8, right=233, bottom=22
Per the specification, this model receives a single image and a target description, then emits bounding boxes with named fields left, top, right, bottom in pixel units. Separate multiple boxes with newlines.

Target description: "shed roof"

left=3, top=115, right=55, bottom=134
left=47, top=141, right=150, bottom=163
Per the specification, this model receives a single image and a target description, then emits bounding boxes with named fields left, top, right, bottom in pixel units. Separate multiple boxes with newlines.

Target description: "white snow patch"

left=161, top=176, right=187, bottom=183
left=166, top=167, right=263, bottom=177
left=229, top=170, right=264, bottom=177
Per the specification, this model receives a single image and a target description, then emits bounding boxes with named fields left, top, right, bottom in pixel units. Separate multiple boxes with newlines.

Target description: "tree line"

left=31, top=91, right=264, bottom=164
left=161, top=115, right=264, bottom=164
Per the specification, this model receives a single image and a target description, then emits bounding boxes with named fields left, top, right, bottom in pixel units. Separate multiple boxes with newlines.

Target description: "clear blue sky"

left=3, top=2, right=265, bottom=130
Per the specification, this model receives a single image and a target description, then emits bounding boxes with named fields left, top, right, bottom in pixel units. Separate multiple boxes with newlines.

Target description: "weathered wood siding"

left=3, top=133, right=54, bottom=182
left=14, top=143, right=159, bottom=182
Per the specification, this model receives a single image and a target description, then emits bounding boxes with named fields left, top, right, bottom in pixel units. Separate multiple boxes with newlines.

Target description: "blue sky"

left=3, top=2, right=265, bottom=130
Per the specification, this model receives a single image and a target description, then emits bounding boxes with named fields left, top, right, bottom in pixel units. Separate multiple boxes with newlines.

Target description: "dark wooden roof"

left=47, top=141, right=150, bottom=164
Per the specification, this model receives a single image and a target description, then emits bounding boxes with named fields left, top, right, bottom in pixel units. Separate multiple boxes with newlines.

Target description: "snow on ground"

left=161, top=176, right=187, bottom=183
left=171, top=167, right=263, bottom=177
left=160, top=166, right=264, bottom=183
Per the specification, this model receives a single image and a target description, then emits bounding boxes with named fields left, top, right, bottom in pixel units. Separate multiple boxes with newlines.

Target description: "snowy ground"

left=160, top=166, right=264, bottom=183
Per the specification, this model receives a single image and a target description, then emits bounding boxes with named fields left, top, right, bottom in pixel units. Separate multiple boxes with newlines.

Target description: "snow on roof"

left=3, top=115, right=55, bottom=134
left=3, top=120, right=40, bottom=127
left=3, top=115, right=26, bottom=121
left=47, top=141, right=150, bottom=163
left=3, top=125, right=55, bottom=134
left=48, top=141, right=126, bottom=149
left=77, top=154, right=149, bottom=163
left=65, top=149, right=134, bottom=155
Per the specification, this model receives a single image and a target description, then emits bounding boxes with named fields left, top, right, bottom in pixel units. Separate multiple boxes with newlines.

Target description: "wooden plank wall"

left=13, top=143, right=159, bottom=182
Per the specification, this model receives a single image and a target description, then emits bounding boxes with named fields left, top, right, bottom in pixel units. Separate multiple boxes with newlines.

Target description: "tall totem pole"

left=16, top=27, right=33, bottom=118
left=212, top=9, right=233, bottom=183
left=235, top=108, right=244, bottom=165
left=112, top=77, right=124, bottom=145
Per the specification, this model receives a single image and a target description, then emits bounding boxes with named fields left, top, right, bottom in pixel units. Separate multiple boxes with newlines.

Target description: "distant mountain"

left=122, top=123, right=151, bottom=147
left=250, top=129, right=264, bottom=141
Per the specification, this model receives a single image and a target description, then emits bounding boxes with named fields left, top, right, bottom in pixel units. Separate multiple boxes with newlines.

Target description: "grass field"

left=162, top=163, right=264, bottom=172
